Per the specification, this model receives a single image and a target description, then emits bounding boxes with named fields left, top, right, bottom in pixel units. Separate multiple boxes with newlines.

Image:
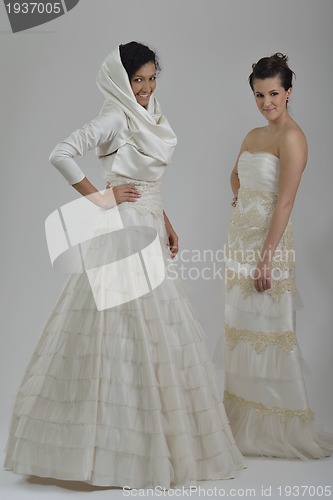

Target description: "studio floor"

left=1, top=429, right=332, bottom=500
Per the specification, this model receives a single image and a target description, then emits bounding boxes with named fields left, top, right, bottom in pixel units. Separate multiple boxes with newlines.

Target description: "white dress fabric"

left=3, top=46, right=245, bottom=488
left=214, top=151, right=333, bottom=459
left=4, top=170, right=245, bottom=488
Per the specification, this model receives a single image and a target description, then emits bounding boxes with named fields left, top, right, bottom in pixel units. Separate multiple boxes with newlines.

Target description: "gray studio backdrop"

left=1, top=0, right=332, bottom=438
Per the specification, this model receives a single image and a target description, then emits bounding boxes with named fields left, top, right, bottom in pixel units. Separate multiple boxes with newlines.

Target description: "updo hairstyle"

left=248, top=52, right=295, bottom=92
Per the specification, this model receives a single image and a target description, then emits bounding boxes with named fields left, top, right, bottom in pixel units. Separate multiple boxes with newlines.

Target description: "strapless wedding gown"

left=3, top=168, right=245, bottom=488
left=214, top=151, right=333, bottom=459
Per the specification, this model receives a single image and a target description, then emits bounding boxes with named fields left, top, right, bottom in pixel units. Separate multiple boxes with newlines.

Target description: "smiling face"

left=130, top=61, right=157, bottom=109
left=253, top=76, right=291, bottom=122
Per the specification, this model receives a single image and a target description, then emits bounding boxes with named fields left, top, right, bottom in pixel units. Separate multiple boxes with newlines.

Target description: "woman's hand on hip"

left=105, top=181, right=141, bottom=205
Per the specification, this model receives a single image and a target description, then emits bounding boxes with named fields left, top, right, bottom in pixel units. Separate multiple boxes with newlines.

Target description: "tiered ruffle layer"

left=214, top=261, right=333, bottom=460
left=4, top=204, right=245, bottom=488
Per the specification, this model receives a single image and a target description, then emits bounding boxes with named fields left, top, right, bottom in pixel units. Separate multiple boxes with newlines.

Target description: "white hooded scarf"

left=50, top=45, right=177, bottom=184
left=95, top=46, right=177, bottom=180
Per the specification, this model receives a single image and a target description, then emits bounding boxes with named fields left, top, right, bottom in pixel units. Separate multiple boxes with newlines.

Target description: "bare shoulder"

left=280, top=122, right=307, bottom=154
left=279, top=122, right=308, bottom=170
left=241, top=127, right=264, bottom=151
left=247, top=126, right=265, bottom=141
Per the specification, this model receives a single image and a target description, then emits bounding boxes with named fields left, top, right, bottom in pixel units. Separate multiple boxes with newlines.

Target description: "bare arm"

left=230, top=165, right=240, bottom=206
left=71, top=176, right=106, bottom=207
left=163, top=211, right=179, bottom=258
left=230, top=135, right=251, bottom=204
left=72, top=177, right=140, bottom=209
left=254, top=129, right=307, bottom=292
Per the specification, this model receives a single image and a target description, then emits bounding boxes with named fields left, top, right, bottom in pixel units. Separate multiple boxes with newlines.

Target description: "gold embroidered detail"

left=227, top=186, right=295, bottom=270
left=225, top=268, right=296, bottom=301
left=227, top=245, right=295, bottom=270
left=224, top=391, right=314, bottom=423
left=224, top=324, right=297, bottom=353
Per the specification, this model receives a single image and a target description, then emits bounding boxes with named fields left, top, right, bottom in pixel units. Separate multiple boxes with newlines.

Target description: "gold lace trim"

left=234, top=186, right=277, bottom=222
left=227, top=186, right=295, bottom=270
left=226, top=268, right=296, bottom=300
left=225, top=324, right=297, bottom=353
left=224, top=391, right=314, bottom=423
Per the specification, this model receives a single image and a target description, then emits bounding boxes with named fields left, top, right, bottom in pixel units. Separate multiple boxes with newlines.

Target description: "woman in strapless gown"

left=3, top=42, right=245, bottom=488
left=214, top=53, right=333, bottom=459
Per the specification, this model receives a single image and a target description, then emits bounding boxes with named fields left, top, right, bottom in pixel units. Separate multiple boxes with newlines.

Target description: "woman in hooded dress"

left=3, top=42, right=245, bottom=489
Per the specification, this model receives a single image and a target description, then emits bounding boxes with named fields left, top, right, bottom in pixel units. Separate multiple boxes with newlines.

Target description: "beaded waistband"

left=107, top=173, right=163, bottom=216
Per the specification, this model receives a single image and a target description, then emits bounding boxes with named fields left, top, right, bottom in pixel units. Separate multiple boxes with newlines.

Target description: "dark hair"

left=119, top=41, right=160, bottom=80
left=248, top=52, right=295, bottom=91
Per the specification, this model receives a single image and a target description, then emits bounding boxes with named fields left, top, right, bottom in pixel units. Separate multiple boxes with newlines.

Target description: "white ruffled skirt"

left=4, top=174, right=245, bottom=488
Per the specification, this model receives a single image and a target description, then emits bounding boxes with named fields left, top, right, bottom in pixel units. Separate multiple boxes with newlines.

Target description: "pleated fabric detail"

left=4, top=201, right=245, bottom=488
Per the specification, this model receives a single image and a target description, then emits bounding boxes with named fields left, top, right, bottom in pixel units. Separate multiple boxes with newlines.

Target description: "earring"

left=286, top=96, right=290, bottom=101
